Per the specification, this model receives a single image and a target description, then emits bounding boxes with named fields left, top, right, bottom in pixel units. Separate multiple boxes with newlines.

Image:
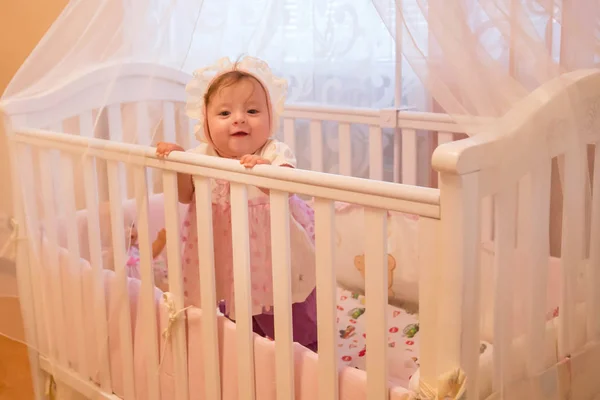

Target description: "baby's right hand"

left=156, top=141, right=184, bottom=158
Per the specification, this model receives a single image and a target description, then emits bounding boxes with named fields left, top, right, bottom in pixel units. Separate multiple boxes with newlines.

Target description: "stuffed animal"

left=125, top=223, right=169, bottom=292
left=353, top=253, right=396, bottom=297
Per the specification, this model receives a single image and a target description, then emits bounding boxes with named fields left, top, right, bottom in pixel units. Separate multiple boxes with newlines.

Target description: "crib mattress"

left=335, top=287, right=421, bottom=387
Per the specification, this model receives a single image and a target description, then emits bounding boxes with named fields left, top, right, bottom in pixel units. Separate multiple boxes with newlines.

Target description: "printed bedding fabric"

left=335, top=287, right=422, bottom=386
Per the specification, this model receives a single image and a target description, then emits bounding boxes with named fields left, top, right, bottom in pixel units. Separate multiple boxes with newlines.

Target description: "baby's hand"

left=156, top=142, right=184, bottom=158
left=240, top=154, right=271, bottom=168
left=156, top=228, right=166, bottom=243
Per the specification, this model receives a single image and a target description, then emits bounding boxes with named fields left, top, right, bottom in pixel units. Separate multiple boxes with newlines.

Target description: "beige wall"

left=0, top=3, right=67, bottom=399
left=0, top=0, right=68, bottom=223
left=0, top=0, right=69, bottom=93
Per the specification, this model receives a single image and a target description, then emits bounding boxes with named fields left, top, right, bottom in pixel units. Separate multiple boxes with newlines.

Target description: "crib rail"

left=14, top=128, right=441, bottom=217
left=10, top=125, right=441, bottom=400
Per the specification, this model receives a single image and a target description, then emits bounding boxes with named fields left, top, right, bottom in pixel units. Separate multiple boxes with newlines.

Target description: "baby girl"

left=156, top=56, right=318, bottom=351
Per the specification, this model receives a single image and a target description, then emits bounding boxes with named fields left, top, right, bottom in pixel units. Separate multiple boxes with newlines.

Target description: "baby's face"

left=206, top=78, right=271, bottom=158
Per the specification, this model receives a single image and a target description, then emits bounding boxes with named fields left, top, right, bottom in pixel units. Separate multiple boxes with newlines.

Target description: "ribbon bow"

left=0, top=217, right=19, bottom=261
left=159, top=292, right=192, bottom=370
left=414, top=368, right=467, bottom=400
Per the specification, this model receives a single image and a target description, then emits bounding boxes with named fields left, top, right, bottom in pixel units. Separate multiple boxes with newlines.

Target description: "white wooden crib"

left=1, top=62, right=599, bottom=400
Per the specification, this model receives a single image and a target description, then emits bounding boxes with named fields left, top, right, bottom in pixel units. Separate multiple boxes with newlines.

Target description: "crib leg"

left=14, top=255, right=47, bottom=399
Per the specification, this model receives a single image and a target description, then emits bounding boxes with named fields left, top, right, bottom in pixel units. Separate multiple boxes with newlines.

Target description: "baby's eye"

left=247, top=109, right=259, bottom=114
left=218, top=111, right=230, bottom=116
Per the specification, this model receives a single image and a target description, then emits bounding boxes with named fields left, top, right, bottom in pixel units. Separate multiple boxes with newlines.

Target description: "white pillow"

left=331, top=202, right=420, bottom=306
left=408, top=340, right=494, bottom=399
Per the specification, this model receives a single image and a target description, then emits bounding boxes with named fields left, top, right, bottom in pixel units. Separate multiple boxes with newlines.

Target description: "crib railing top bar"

left=13, top=128, right=441, bottom=215
left=283, top=103, right=492, bottom=134
left=432, top=69, right=600, bottom=177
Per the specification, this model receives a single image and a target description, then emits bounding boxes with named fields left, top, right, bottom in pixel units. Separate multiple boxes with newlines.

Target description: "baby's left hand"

left=156, top=228, right=166, bottom=243
left=240, top=154, right=271, bottom=168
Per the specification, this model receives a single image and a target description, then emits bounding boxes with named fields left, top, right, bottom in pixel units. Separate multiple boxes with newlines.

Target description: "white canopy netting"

left=4, top=1, right=599, bottom=112
left=0, top=0, right=598, bottom=396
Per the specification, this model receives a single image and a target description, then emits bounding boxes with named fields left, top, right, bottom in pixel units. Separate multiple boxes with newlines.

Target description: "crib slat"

left=136, top=102, right=151, bottom=145
left=517, top=175, right=532, bottom=247
left=193, top=176, right=221, bottom=399
left=230, top=183, right=256, bottom=400
left=558, top=144, right=587, bottom=357
left=73, top=115, right=91, bottom=209
left=481, top=197, right=494, bottom=242
left=270, top=190, right=295, bottom=400
left=136, top=103, right=154, bottom=193
left=188, top=118, right=195, bottom=148
left=162, top=171, right=189, bottom=400
left=107, top=105, right=123, bottom=141
left=588, top=144, right=600, bottom=342
left=82, top=156, right=112, bottom=392
left=364, top=208, right=388, bottom=400
left=17, top=146, right=49, bottom=358
left=314, top=198, right=338, bottom=400
left=60, top=152, right=88, bottom=377
left=47, top=123, right=64, bottom=211
left=107, top=105, right=127, bottom=200
left=283, top=118, right=296, bottom=153
left=106, top=160, right=136, bottom=399
left=163, top=102, right=176, bottom=143
left=175, top=118, right=187, bottom=152
left=525, top=162, right=551, bottom=374
left=393, top=128, right=401, bottom=183
left=492, top=186, right=517, bottom=391
left=338, top=122, right=352, bottom=176
left=402, top=128, right=417, bottom=185
left=28, top=141, right=44, bottom=216
left=369, top=125, right=383, bottom=181
left=39, top=149, right=68, bottom=366
left=79, top=111, right=94, bottom=138
left=417, top=217, right=440, bottom=391
left=134, top=166, right=160, bottom=400
left=310, top=120, right=323, bottom=172
left=438, top=172, right=481, bottom=396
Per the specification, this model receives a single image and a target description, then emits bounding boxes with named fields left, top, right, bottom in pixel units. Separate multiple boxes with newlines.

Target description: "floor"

left=0, top=296, right=34, bottom=400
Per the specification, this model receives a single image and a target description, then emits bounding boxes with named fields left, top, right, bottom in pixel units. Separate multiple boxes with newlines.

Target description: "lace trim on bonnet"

left=184, top=56, right=288, bottom=144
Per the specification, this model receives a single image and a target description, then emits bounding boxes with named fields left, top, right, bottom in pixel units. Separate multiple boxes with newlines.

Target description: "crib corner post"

left=1, top=110, right=47, bottom=399
left=435, top=170, right=482, bottom=397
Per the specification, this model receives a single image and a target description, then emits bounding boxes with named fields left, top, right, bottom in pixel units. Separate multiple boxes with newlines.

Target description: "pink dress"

left=180, top=141, right=318, bottom=350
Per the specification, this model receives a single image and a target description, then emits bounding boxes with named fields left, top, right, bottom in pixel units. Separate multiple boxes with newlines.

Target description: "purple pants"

left=219, top=289, right=318, bottom=352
